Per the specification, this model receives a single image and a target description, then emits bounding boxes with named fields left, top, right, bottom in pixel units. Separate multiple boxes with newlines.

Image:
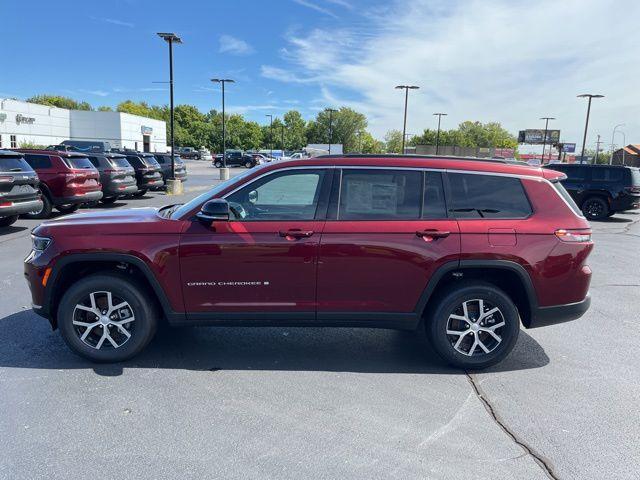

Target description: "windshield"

left=0, top=156, right=33, bottom=172
left=170, top=166, right=265, bottom=219
left=63, top=156, right=95, bottom=169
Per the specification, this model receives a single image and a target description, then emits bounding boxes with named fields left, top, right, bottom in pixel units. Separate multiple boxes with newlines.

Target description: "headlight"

left=32, top=235, right=52, bottom=251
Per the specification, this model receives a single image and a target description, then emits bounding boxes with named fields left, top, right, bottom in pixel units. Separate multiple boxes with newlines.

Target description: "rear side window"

left=553, top=181, right=583, bottom=217
left=63, top=156, right=95, bottom=169
left=564, top=166, right=587, bottom=181
left=87, top=156, right=101, bottom=168
left=339, top=169, right=422, bottom=220
left=24, top=154, right=52, bottom=169
left=591, top=168, right=623, bottom=182
left=423, top=171, right=447, bottom=219
left=447, top=173, right=532, bottom=219
left=0, top=156, right=33, bottom=172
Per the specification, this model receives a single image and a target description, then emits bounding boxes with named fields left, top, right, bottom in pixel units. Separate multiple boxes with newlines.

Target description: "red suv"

left=24, top=155, right=593, bottom=368
left=17, top=149, right=103, bottom=218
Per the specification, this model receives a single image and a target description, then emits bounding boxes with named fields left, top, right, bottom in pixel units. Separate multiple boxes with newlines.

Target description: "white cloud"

left=291, top=0, right=338, bottom=18
left=268, top=0, right=640, bottom=147
left=81, top=89, right=109, bottom=97
left=219, top=35, right=254, bottom=55
left=90, top=16, right=134, bottom=28
left=228, top=104, right=289, bottom=115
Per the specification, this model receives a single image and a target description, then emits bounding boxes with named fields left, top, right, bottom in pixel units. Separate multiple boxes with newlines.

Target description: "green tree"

left=384, top=129, right=404, bottom=153
left=306, top=107, right=368, bottom=152
left=283, top=110, right=307, bottom=150
left=27, top=95, right=92, bottom=111
left=97, top=106, right=113, bottom=112
left=359, top=132, right=385, bottom=153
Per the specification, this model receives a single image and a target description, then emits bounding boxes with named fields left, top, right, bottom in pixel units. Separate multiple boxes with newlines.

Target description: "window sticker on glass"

left=345, top=180, right=398, bottom=215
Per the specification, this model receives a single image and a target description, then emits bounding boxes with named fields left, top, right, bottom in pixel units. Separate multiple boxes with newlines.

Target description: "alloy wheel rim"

left=586, top=201, right=603, bottom=217
left=72, top=291, right=135, bottom=350
left=446, top=299, right=505, bottom=356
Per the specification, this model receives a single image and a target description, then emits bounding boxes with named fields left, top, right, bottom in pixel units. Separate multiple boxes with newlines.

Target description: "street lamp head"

left=157, top=32, right=182, bottom=43
left=395, top=85, right=419, bottom=90
left=433, top=112, right=447, bottom=116
left=577, top=94, right=604, bottom=99
left=210, top=78, right=235, bottom=83
left=540, top=116, right=555, bottom=120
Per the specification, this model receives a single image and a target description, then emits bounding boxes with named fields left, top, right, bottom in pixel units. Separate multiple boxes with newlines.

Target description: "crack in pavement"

left=465, top=373, right=559, bottom=480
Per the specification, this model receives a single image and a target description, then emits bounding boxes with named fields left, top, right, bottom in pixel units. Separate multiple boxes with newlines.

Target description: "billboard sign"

left=518, top=129, right=561, bottom=145
left=561, top=143, right=576, bottom=153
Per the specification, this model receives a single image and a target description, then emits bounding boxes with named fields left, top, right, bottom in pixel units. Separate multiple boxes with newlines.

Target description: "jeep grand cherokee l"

left=0, top=150, right=42, bottom=227
left=84, top=152, right=138, bottom=204
left=17, top=149, right=103, bottom=218
left=114, top=151, right=164, bottom=197
left=24, top=155, right=593, bottom=368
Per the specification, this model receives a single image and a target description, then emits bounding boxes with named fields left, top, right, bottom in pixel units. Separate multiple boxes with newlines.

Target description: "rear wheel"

left=581, top=196, right=609, bottom=220
left=57, top=204, right=79, bottom=214
left=244, top=160, right=253, bottom=169
left=23, top=192, right=53, bottom=219
left=0, top=215, right=18, bottom=227
left=426, top=281, right=520, bottom=369
left=132, top=189, right=147, bottom=198
left=101, top=196, right=118, bottom=205
left=57, top=273, right=158, bottom=362
left=214, top=160, right=223, bottom=168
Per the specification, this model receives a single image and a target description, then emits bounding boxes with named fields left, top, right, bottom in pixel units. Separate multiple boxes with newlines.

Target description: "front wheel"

left=57, top=273, right=158, bottom=362
left=214, top=160, right=223, bottom=168
left=132, top=189, right=147, bottom=198
left=56, top=204, right=79, bottom=214
left=0, top=215, right=18, bottom=227
left=101, top=196, right=118, bottom=205
left=426, top=281, right=520, bottom=369
left=581, top=196, right=609, bottom=220
left=244, top=160, right=253, bottom=169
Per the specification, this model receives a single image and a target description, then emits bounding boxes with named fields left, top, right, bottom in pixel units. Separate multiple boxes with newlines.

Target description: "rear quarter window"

left=447, top=173, right=532, bottom=219
left=591, top=168, right=623, bottom=182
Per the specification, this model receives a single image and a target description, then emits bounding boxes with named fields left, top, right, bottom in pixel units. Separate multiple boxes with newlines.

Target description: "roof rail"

left=314, top=153, right=525, bottom=165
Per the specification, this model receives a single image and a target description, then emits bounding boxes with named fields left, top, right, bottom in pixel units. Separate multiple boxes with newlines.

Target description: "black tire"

left=244, top=160, right=253, bottom=169
left=56, top=204, right=79, bottom=214
left=0, top=215, right=18, bottom=227
left=101, top=196, right=118, bottom=205
left=132, top=189, right=147, bottom=198
left=22, top=192, right=53, bottom=219
left=426, top=281, right=520, bottom=370
left=214, top=160, right=223, bottom=168
left=57, top=273, right=158, bottom=363
left=581, top=196, right=609, bottom=220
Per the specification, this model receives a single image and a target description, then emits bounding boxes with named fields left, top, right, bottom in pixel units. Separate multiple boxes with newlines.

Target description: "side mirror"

left=248, top=190, right=258, bottom=204
left=196, top=199, right=229, bottom=223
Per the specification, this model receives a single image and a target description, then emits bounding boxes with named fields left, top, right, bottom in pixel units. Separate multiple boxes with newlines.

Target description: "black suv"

left=154, top=154, right=187, bottom=184
left=546, top=163, right=640, bottom=220
left=213, top=150, right=259, bottom=169
left=0, top=150, right=42, bottom=227
left=114, top=151, right=164, bottom=197
left=85, top=153, right=138, bottom=204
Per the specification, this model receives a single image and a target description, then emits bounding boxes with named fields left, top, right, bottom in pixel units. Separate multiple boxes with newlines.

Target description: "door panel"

left=317, top=220, right=460, bottom=312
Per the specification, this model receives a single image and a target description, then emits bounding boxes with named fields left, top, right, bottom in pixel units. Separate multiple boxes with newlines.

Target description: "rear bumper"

left=528, top=295, right=591, bottom=328
left=56, top=191, right=103, bottom=205
left=103, top=183, right=138, bottom=197
left=0, top=198, right=43, bottom=216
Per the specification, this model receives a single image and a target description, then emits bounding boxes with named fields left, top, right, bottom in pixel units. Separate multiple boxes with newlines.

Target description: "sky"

left=2, top=0, right=640, bottom=151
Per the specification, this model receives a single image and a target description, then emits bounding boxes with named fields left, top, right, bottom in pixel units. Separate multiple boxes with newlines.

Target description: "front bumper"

left=528, top=295, right=591, bottom=328
left=0, top=198, right=43, bottom=217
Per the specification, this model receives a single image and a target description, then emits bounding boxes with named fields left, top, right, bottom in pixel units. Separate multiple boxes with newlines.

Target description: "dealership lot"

left=1, top=161, right=638, bottom=480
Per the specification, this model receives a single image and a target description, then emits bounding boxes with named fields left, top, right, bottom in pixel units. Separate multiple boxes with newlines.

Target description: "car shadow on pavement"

left=0, top=310, right=549, bottom=376
left=592, top=217, right=632, bottom=223
left=0, top=225, right=28, bottom=236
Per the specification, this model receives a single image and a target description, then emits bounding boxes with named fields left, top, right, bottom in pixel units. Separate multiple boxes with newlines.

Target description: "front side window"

left=338, top=169, right=422, bottom=220
left=448, top=173, right=532, bottom=219
left=226, top=169, right=326, bottom=221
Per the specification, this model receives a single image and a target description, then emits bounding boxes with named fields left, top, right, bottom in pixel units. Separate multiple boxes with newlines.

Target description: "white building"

left=0, top=99, right=167, bottom=152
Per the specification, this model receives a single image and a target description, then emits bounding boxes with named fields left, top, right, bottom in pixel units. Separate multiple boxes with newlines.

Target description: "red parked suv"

left=17, top=149, right=103, bottom=218
left=24, top=155, right=593, bottom=368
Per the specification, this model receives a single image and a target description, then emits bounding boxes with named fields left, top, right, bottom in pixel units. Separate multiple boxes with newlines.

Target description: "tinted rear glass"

left=63, top=156, right=95, bottom=169
left=563, top=166, right=587, bottom=181
left=448, top=173, right=532, bottom=218
left=0, top=156, right=33, bottom=172
left=109, top=157, right=132, bottom=169
left=144, top=156, right=160, bottom=167
left=591, top=168, right=623, bottom=182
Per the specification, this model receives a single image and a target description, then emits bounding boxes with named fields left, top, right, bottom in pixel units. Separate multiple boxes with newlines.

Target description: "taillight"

left=0, top=175, right=13, bottom=183
left=103, top=169, right=116, bottom=174
left=555, top=229, right=592, bottom=242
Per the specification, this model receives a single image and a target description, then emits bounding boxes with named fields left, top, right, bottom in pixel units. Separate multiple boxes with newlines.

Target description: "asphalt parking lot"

left=0, top=160, right=638, bottom=480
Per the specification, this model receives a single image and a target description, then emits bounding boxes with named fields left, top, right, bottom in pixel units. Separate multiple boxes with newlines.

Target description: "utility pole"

left=433, top=113, right=447, bottom=154
left=539, top=117, right=555, bottom=165
left=265, top=114, right=273, bottom=159
left=594, top=135, right=603, bottom=164
left=611, top=124, right=625, bottom=165
left=280, top=124, right=285, bottom=151
left=395, top=85, right=419, bottom=154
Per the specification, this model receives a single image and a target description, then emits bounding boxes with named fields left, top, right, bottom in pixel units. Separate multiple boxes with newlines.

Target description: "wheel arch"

left=416, top=260, right=539, bottom=328
left=45, top=253, right=182, bottom=327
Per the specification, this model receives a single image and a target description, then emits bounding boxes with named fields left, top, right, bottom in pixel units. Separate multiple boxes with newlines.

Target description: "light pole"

left=210, top=78, right=235, bottom=173
left=265, top=114, right=273, bottom=159
left=611, top=124, right=625, bottom=165
left=433, top=112, right=447, bottom=155
left=577, top=94, right=604, bottom=164
left=326, top=108, right=337, bottom=154
left=395, top=85, right=419, bottom=154
left=594, top=134, right=603, bottom=163
left=539, top=116, right=555, bottom=165
left=157, top=32, right=182, bottom=193
left=280, top=124, right=285, bottom=152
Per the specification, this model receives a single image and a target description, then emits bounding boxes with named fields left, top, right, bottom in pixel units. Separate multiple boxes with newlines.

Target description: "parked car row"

left=0, top=147, right=189, bottom=224
left=212, top=150, right=264, bottom=169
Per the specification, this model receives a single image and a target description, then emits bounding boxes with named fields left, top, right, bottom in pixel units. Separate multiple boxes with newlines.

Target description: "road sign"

left=561, top=143, right=576, bottom=153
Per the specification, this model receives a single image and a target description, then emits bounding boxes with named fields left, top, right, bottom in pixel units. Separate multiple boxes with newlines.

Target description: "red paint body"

left=25, top=156, right=593, bottom=329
